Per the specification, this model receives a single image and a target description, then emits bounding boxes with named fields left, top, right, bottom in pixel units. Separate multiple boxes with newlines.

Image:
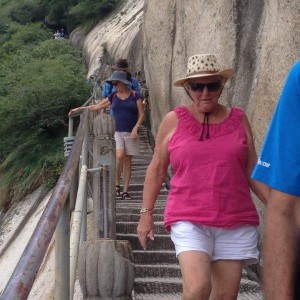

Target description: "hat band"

left=186, top=70, right=221, bottom=77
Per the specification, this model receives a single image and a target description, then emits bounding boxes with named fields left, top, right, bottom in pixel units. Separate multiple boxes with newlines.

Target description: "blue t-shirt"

left=251, top=61, right=300, bottom=196
left=102, top=77, right=141, bottom=98
left=108, top=91, right=141, bottom=132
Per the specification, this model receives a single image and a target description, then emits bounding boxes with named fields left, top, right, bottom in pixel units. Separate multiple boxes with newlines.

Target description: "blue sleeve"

left=102, top=83, right=112, bottom=98
left=131, top=77, right=142, bottom=96
left=252, top=61, right=300, bottom=196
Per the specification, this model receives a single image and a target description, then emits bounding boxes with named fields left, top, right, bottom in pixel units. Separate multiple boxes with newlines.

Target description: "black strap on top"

left=199, top=112, right=210, bottom=141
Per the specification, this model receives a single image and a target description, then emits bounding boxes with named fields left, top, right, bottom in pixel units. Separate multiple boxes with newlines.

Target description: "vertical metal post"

left=103, top=166, right=108, bottom=238
left=69, top=127, right=88, bottom=299
left=80, top=189, right=87, bottom=244
left=68, top=117, right=74, bottom=137
left=68, top=117, right=78, bottom=211
left=55, top=200, right=70, bottom=300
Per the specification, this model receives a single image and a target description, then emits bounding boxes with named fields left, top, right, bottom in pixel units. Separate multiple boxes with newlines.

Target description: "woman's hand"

left=137, top=213, right=155, bottom=250
left=68, top=107, right=84, bottom=117
left=131, top=126, right=138, bottom=139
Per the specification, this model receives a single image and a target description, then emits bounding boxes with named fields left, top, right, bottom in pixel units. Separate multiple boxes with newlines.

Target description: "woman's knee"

left=116, top=152, right=125, bottom=162
left=183, top=279, right=211, bottom=300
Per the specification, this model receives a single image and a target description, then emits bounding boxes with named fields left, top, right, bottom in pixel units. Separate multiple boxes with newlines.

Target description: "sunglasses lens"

left=189, top=81, right=222, bottom=92
left=190, top=83, right=204, bottom=92
left=207, top=82, right=222, bottom=91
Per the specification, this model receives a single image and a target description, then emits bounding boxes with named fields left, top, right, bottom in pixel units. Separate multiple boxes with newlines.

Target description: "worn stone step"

left=135, top=264, right=181, bottom=278
left=134, top=291, right=263, bottom=300
left=133, top=250, right=177, bottom=264
left=117, top=221, right=167, bottom=234
left=133, top=293, right=182, bottom=300
left=116, top=189, right=168, bottom=196
left=116, top=213, right=164, bottom=222
left=117, top=233, right=174, bottom=251
left=116, top=206, right=166, bottom=214
left=115, top=193, right=167, bottom=199
left=134, top=277, right=182, bottom=294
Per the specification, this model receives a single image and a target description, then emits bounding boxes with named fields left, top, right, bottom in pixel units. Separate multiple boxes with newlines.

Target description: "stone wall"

left=70, top=0, right=300, bottom=217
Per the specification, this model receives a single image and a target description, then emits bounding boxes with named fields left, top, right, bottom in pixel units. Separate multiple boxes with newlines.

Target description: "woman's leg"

left=123, top=154, right=133, bottom=193
left=178, top=250, right=212, bottom=300
left=210, top=260, right=243, bottom=300
left=116, top=149, right=125, bottom=187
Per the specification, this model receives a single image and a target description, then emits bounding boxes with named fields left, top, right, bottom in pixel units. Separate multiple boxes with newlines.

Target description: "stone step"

left=134, top=277, right=182, bottom=294
left=116, top=221, right=167, bottom=234
left=116, top=213, right=164, bottom=222
left=134, top=291, right=263, bottom=300
left=135, top=264, right=181, bottom=278
left=133, top=293, right=182, bottom=300
left=116, top=189, right=168, bottom=196
left=133, top=250, right=177, bottom=264
left=116, top=206, right=166, bottom=214
left=116, top=200, right=166, bottom=207
left=117, top=233, right=174, bottom=250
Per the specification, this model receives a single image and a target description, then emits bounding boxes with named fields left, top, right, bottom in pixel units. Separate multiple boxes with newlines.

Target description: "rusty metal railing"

left=0, top=111, right=89, bottom=300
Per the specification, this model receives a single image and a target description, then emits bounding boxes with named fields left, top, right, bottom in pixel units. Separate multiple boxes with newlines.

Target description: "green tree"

left=0, top=30, right=90, bottom=209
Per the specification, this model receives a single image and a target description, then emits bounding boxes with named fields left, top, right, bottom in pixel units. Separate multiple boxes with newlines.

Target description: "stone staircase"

left=116, top=126, right=263, bottom=300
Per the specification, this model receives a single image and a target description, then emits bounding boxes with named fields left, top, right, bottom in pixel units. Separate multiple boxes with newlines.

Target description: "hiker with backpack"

left=102, top=58, right=141, bottom=115
left=69, top=70, right=144, bottom=200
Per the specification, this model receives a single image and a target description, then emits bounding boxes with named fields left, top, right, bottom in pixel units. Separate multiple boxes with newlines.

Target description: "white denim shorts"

left=170, top=221, right=259, bottom=265
left=114, top=131, right=140, bottom=156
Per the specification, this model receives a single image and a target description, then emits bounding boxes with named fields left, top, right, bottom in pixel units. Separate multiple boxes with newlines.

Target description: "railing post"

left=69, top=124, right=88, bottom=298
left=68, top=117, right=78, bottom=211
left=55, top=200, right=70, bottom=300
left=92, top=113, right=116, bottom=239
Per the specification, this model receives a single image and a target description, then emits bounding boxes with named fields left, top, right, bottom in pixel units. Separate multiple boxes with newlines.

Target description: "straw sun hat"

left=174, top=54, right=234, bottom=87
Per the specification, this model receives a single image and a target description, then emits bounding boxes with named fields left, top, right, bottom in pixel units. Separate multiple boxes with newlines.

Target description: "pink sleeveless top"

left=164, top=106, right=259, bottom=230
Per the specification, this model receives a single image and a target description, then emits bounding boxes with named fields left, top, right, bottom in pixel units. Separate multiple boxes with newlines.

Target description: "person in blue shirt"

left=69, top=70, right=144, bottom=200
left=252, top=61, right=300, bottom=300
left=102, top=59, right=141, bottom=115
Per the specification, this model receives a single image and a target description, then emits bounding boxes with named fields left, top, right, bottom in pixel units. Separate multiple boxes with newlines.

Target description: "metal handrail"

left=1, top=111, right=89, bottom=300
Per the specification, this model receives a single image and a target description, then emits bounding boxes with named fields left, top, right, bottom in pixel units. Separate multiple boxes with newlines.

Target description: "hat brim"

left=111, top=65, right=129, bottom=71
left=173, top=69, right=234, bottom=87
left=105, top=78, right=132, bottom=86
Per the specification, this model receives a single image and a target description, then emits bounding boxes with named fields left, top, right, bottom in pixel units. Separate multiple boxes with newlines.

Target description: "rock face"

left=142, top=0, right=300, bottom=216
left=71, top=1, right=300, bottom=215
left=69, top=0, right=144, bottom=81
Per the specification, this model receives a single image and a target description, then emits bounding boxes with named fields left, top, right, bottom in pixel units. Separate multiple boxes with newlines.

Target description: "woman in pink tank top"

left=137, top=54, right=269, bottom=299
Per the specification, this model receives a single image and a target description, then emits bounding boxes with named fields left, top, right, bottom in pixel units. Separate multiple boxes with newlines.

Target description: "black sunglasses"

left=189, top=81, right=223, bottom=93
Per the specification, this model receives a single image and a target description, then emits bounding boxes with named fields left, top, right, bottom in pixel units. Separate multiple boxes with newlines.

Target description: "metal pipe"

left=69, top=127, right=88, bottom=299
left=87, top=167, right=102, bottom=173
left=103, top=166, right=108, bottom=238
left=69, top=166, right=87, bottom=299
left=68, top=117, right=74, bottom=137
left=1, top=111, right=89, bottom=300
left=55, top=201, right=70, bottom=300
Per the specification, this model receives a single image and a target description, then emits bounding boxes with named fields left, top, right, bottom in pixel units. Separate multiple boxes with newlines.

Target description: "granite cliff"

left=70, top=0, right=300, bottom=216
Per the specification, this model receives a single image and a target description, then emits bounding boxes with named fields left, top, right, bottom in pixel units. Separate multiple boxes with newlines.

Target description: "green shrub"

left=9, top=0, right=46, bottom=24
left=68, top=0, right=121, bottom=30
left=0, top=35, right=90, bottom=207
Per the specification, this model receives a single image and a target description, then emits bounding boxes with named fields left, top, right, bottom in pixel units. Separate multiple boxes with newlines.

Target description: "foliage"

left=0, top=0, right=122, bottom=32
left=68, top=0, right=122, bottom=30
left=0, top=26, right=90, bottom=208
left=9, top=0, right=46, bottom=24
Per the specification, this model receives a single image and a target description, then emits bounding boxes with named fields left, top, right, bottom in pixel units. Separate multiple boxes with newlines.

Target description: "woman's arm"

left=137, top=111, right=178, bottom=249
left=68, top=98, right=111, bottom=117
left=242, top=114, right=270, bottom=205
left=131, top=99, right=145, bottom=139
